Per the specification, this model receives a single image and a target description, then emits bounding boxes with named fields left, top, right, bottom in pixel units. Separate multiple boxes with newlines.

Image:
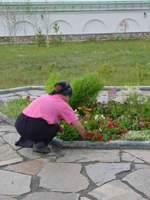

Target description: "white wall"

left=0, top=5, right=150, bottom=37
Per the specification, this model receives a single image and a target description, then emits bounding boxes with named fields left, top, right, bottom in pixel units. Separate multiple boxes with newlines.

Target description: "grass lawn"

left=0, top=38, right=150, bottom=89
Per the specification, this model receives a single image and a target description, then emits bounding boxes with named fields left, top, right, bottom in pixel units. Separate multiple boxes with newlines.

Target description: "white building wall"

left=0, top=2, right=150, bottom=37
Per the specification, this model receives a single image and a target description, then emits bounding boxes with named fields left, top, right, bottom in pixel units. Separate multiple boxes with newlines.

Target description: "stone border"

left=0, top=85, right=150, bottom=95
left=1, top=86, right=150, bottom=149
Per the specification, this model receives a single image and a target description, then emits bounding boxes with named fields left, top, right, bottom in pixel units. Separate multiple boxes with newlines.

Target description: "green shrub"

left=68, top=72, right=104, bottom=110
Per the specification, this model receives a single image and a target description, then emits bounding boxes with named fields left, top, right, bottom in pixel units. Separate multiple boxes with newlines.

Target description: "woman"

left=15, top=81, right=87, bottom=153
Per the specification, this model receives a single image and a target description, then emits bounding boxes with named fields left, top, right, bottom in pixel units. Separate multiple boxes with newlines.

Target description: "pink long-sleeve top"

left=23, top=94, right=78, bottom=125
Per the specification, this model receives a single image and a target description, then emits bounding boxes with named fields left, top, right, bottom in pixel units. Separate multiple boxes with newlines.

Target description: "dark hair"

left=50, top=81, right=72, bottom=97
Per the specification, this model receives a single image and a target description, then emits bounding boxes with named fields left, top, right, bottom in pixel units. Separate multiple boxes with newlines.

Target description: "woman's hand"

left=72, top=120, right=87, bottom=140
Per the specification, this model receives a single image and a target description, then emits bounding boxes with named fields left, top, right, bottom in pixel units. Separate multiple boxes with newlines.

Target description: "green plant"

left=36, top=28, right=45, bottom=46
left=68, top=72, right=104, bottom=110
left=97, top=63, right=114, bottom=84
left=137, top=64, right=144, bottom=85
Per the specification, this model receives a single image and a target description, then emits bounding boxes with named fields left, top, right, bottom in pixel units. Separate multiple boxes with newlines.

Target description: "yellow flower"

left=61, top=125, right=64, bottom=128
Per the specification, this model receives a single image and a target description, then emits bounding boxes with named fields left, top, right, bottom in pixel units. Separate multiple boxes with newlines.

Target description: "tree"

left=0, top=0, right=21, bottom=44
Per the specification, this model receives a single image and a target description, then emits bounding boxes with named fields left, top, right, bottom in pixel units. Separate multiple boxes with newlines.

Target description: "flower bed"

left=57, top=93, right=150, bottom=142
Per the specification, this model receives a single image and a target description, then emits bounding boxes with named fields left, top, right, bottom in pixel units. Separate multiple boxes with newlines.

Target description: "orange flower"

left=87, top=108, right=93, bottom=111
left=83, top=110, right=87, bottom=114
left=77, top=107, right=82, bottom=110
left=82, top=106, right=86, bottom=108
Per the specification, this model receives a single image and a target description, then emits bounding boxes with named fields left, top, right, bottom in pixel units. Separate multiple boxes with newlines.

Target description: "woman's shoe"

left=33, top=142, right=51, bottom=153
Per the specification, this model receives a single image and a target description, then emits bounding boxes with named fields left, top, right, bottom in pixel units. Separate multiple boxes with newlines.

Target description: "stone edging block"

left=0, top=86, right=150, bottom=95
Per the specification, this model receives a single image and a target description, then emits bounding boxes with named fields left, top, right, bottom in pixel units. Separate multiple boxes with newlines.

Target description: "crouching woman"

left=15, top=81, right=87, bottom=153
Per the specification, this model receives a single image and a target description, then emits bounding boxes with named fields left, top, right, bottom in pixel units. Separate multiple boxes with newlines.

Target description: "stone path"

left=1, top=88, right=150, bottom=199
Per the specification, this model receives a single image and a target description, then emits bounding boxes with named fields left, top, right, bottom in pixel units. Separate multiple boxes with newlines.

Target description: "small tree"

left=1, top=1, right=21, bottom=44
left=137, top=64, right=144, bottom=86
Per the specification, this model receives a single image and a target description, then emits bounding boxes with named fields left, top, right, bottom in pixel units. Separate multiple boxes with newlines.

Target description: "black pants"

left=15, top=113, right=59, bottom=145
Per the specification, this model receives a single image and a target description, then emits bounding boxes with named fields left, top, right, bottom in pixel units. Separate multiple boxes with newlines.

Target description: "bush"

left=68, top=72, right=104, bottom=110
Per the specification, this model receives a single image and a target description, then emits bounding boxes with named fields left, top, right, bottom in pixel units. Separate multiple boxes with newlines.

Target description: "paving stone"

left=0, top=125, right=16, bottom=132
left=80, top=197, right=91, bottom=200
left=0, top=137, right=6, bottom=146
left=2, top=132, right=20, bottom=150
left=85, top=163, right=130, bottom=186
left=122, top=152, right=144, bottom=163
left=23, top=192, right=79, bottom=200
left=13, top=91, right=29, bottom=96
left=28, top=90, right=46, bottom=96
left=18, top=148, right=44, bottom=159
left=134, top=164, right=150, bottom=170
left=88, top=180, right=142, bottom=200
left=124, top=149, right=150, bottom=163
left=0, top=196, right=16, bottom=200
left=123, top=168, right=150, bottom=196
left=0, top=93, right=15, bottom=97
left=57, top=149, right=120, bottom=163
left=0, top=170, right=31, bottom=195
left=38, top=163, right=89, bottom=192
left=0, top=144, right=23, bottom=166
left=5, top=158, right=49, bottom=175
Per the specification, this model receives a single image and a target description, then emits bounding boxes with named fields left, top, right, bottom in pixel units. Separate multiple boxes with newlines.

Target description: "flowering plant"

left=57, top=94, right=150, bottom=142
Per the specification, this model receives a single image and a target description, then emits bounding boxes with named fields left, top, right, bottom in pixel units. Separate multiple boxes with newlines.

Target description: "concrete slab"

left=0, top=170, right=31, bottom=195
left=122, top=152, right=144, bottom=163
left=5, top=158, right=49, bottom=175
left=0, top=144, right=23, bottom=166
left=23, top=192, right=79, bottom=200
left=2, top=132, right=21, bottom=150
left=0, top=137, right=6, bottom=146
left=0, top=125, right=16, bottom=132
left=0, top=196, right=16, bottom=200
left=89, top=180, right=143, bottom=200
left=38, top=163, right=89, bottom=192
left=28, top=90, right=46, bottom=97
left=57, top=149, right=120, bottom=163
left=124, top=149, right=150, bottom=163
left=18, top=148, right=45, bottom=160
left=80, top=198, right=91, bottom=200
left=85, top=163, right=131, bottom=186
left=123, top=169, right=150, bottom=196
left=134, top=164, right=150, bottom=170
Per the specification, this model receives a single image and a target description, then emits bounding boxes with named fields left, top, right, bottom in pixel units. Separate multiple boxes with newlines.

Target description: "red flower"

left=145, top=124, right=148, bottom=128
left=96, top=120, right=100, bottom=124
left=147, top=117, right=150, bottom=122
left=105, top=114, right=110, bottom=119
left=108, top=136, right=112, bottom=141
left=90, top=127, right=93, bottom=130
left=107, top=124, right=113, bottom=128
left=89, top=116, right=93, bottom=120
left=86, top=132, right=92, bottom=137
left=26, top=95, right=30, bottom=101
left=97, top=134, right=102, bottom=141
left=101, top=122, right=104, bottom=125
left=142, top=119, right=145, bottom=122
left=84, top=114, right=87, bottom=119
left=96, top=129, right=101, bottom=134
left=91, top=134, right=95, bottom=139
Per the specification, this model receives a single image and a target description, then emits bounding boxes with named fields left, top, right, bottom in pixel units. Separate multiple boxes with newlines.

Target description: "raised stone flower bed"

left=1, top=86, right=150, bottom=149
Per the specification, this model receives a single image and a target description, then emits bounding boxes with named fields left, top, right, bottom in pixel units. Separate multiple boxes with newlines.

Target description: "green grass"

left=0, top=38, right=150, bottom=89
